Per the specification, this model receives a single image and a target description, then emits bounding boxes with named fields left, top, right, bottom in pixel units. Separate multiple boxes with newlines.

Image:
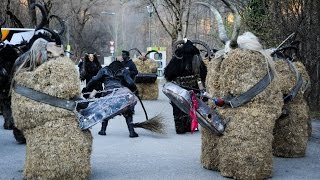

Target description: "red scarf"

left=189, top=90, right=199, bottom=133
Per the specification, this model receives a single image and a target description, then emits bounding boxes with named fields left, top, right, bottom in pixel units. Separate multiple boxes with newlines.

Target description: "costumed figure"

left=79, top=53, right=103, bottom=98
left=84, top=60, right=139, bottom=138
left=164, top=39, right=209, bottom=134
left=270, top=40, right=311, bottom=157
left=195, top=2, right=283, bottom=179
left=10, top=5, right=92, bottom=178
left=0, top=20, right=20, bottom=130
left=131, top=48, right=159, bottom=100
left=0, top=4, right=66, bottom=143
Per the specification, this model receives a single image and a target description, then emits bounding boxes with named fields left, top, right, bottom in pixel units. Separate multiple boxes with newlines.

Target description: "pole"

left=149, top=13, right=151, bottom=47
left=114, top=14, right=117, bottom=57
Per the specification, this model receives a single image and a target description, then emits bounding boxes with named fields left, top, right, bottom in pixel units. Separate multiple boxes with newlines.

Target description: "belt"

left=14, top=84, right=76, bottom=111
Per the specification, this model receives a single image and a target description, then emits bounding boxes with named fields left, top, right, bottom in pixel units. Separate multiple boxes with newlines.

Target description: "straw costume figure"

left=196, top=2, right=283, bottom=179
left=11, top=38, right=92, bottom=179
left=270, top=42, right=311, bottom=158
left=132, top=48, right=159, bottom=100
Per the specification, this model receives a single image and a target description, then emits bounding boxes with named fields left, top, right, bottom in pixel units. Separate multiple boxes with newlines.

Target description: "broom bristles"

left=133, top=114, right=166, bottom=134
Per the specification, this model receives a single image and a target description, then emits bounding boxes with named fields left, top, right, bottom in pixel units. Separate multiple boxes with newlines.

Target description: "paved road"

left=1, top=84, right=320, bottom=180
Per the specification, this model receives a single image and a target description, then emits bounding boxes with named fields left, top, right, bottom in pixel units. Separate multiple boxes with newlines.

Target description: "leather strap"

left=223, top=69, right=274, bottom=108
left=14, top=84, right=76, bottom=111
left=283, top=60, right=303, bottom=103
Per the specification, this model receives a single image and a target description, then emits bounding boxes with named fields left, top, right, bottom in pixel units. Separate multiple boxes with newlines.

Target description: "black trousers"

left=171, top=102, right=191, bottom=134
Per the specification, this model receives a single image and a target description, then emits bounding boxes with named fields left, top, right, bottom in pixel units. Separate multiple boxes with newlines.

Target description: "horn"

left=194, top=2, right=229, bottom=44
left=173, top=49, right=183, bottom=60
left=191, top=39, right=213, bottom=58
left=41, top=27, right=62, bottom=45
left=30, top=3, right=48, bottom=31
left=172, top=39, right=185, bottom=59
left=128, top=48, right=142, bottom=56
left=172, top=39, right=185, bottom=52
left=145, top=50, right=158, bottom=57
left=220, top=0, right=240, bottom=48
left=49, top=15, right=65, bottom=35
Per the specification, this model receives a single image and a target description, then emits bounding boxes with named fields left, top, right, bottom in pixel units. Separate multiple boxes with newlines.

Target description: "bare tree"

left=145, top=0, right=193, bottom=44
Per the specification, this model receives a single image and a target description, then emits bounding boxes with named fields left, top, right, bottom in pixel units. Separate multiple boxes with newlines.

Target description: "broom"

left=133, top=114, right=166, bottom=134
left=133, top=95, right=166, bottom=134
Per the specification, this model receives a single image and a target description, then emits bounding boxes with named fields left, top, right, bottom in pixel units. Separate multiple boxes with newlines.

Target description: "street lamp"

left=146, top=5, right=154, bottom=47
left=101, top=11, right=117, bottom=58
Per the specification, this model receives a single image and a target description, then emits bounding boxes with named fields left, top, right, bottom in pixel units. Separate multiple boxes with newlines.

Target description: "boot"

left=98, top=121, right=108, bottom=135
left=1, top=101, right=14, bottom=130
left=13, top=126, right=26, bottom=144
left=125, top=115, right=138, bottom=138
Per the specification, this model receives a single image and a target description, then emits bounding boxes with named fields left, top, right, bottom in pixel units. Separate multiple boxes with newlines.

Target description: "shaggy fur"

left=0, top=45, right=20, bottom=130
left=272, top=59, right=310, bottom=157
left=11, top=39, right=92, bottom=179
left=164, top=40, right=207, bottom=134
left=133, top=56, right=159, bottom=100
left=203, top=32, right=283, bottom=179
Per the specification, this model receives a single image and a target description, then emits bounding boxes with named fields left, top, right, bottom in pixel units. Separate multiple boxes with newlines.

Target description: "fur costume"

left=272, top=52, right=310, bottom=157
left=0, top=45, right=20, bottom=130
left=196, top=2, right=282, bottom=179
left=11, top=38, right=92, bottom=179
left=164, top=39, right=207, bottom=134
left=133, top=55, right=159, bottom=100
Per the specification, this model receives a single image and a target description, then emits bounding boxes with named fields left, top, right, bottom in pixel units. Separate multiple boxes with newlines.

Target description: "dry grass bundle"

left=206, top=49, right=283, bottom=179
left=201, top=127, right=220, bottom=171
left=136, top=80, right=159, bottom=100
left=133, top=57, right=158, bottom=73
left=294, top=61, right=312, bottom=138
left=133, top=114, right=166, bottom=134
left=11, top=57, right=92, bottom=180
left=200, top=57, right=223, bottom=171
left=272, top=60, right=310, bottom=157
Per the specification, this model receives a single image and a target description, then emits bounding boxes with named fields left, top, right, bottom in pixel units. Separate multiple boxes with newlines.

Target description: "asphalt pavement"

left=1, top=82, right=320, bottom=180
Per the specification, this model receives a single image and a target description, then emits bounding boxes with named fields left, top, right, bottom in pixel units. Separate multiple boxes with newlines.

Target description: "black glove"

left=71, top=96, right=89, bottom=111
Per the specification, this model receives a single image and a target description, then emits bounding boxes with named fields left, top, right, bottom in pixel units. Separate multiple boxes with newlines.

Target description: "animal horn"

left=49, top=15, right=65, bottom=35
left=41, top=27, right=62, bottom=45
left=172, top=39, right=185, bottom=52
left=191, top=39, right=213, bottom=58
left=172, top=39, right=185, bottom=59
left=128, top=48, right=142, bottom=56
left=220, top=0, right=240, bottom=48
left=30, top=3, right=48, bottom=31
left=194, top=2, right=229, bottom=44
left=145, top=50, right=158, bottom=57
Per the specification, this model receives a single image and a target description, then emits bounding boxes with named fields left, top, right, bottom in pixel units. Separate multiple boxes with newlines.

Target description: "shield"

left=78, top=87, right=137, bottom=130
left=162, top=82, right=225, bottom=135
